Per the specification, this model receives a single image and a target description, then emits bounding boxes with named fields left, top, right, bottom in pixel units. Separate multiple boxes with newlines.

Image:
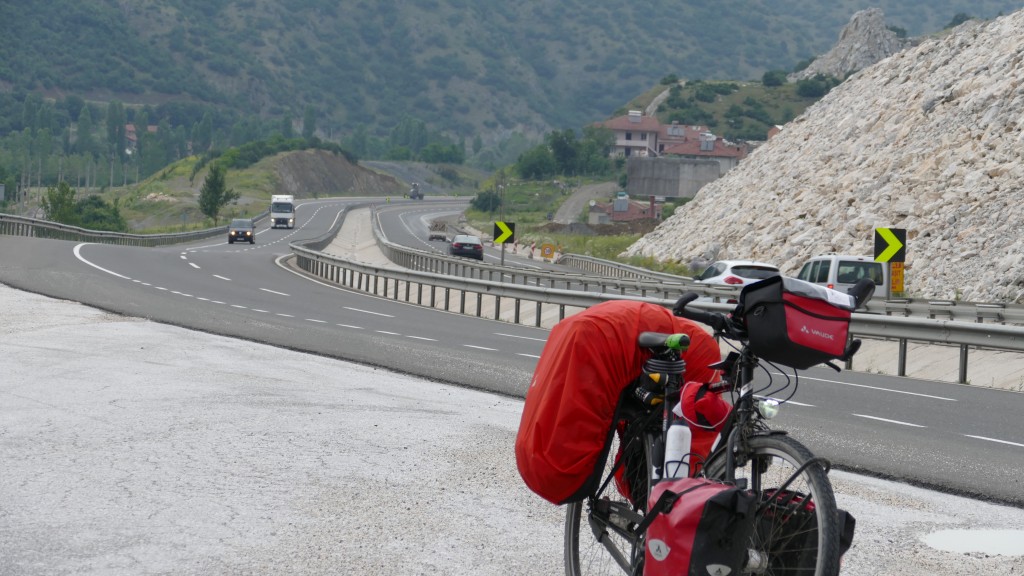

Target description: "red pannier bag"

left=641, top=477, right=756, bottom=576
left=739, top=276, right=857, bottom=370
left=515, top=300, right=720, bottom=505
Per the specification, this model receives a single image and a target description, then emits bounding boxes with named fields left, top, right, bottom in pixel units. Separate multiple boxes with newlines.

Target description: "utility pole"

left=498, top=180, right=506, bottom=267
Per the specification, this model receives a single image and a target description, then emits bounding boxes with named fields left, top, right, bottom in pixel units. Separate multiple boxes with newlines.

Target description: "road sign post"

left=874, top=227, right=907, bottom=300
left=494, top=221, right=515, bottom=267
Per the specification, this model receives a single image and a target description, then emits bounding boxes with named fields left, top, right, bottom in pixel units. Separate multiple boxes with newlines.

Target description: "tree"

left=41, top=181, right=78, bottom=225
left=105, top=100, right=126, bottom=160
left=515, top=145, right=557, bottom=180
left=76, top=195, right=127, bottom=231
left=194, top=112, right=213, bottom=152
left=302, top=105, right=316, bottom=139
left=470, top=190, right=502, bottom=213
left=576, top=126, right=613, bottom=176
left=762, top=70, right=787, bottom=87
left=946, top=13, right=972, bottom=29
left=76, top=106, right=96, bottom=156
left=279, top=116, right=294, bottom=139
left=796, top=75, right=836, bottom=98
left=197, top=164, right=238, bottom=224
left=547, top=129, right=578, bottom=175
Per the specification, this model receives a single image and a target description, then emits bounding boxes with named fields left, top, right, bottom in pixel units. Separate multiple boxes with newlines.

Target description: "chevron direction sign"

left=493, top=221, right=515, bottom=244
left=874, top=227, right=906, bottom=263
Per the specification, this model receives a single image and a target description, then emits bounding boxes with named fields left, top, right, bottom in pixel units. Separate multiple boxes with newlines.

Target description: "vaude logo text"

left=800, top=325, right=835, bottom=341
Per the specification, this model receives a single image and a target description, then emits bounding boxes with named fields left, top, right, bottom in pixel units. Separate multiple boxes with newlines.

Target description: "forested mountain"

left=2, top=0, right=1018, bottom=144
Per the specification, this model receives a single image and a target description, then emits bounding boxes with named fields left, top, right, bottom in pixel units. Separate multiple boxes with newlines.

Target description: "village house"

left=597, top=111, right=752, bottom=200
left=124, top=124, right=158, bottom=152
left=596, top=111, right=748, bottom=167
left=588, top=192, right=661, bottom=224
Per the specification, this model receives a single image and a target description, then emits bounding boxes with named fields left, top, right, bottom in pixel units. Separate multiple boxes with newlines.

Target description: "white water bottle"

left=663, top=422, right=692, bottom=479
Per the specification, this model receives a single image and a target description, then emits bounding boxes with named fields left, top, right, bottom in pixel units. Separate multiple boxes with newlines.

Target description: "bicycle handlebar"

left=672, top=292, right=741, bottom=337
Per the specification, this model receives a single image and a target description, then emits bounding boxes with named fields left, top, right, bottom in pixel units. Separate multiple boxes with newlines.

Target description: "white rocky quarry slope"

left=625, top=10, right=1024, bottom=304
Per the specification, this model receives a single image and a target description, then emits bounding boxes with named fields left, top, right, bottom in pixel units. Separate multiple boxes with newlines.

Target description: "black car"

left=228, top=218, right=256, bottom=244
left=448, top=234, right=484, bottom=260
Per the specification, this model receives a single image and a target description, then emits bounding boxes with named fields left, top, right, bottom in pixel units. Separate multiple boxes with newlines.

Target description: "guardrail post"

left=494, top=296, right=501, bottom=320
left=559, top=304, right=566, bottom=322
left=514, top=299, right=521, bottom=324
left=476, top=293, right=483, bottom=317
left=898, top=339, right=908, bottom=377
left=460, top=291, right=466, bottom=314
left=405, top=281, right=410, bottom=301
left=535, top=301, right=542, bottom=327
left=959, top=345, right=969, bottom=384
left=444, top=287, right=450, bottom=311
left=416, top=283, right=423, bottom=305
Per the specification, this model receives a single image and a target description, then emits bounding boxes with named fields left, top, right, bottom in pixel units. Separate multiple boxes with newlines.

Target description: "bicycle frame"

left=707, top=345, right=768, bottom=488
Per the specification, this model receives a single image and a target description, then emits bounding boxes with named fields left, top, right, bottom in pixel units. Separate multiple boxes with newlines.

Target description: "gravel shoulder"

left=2, top=283, right=1023, bottom=575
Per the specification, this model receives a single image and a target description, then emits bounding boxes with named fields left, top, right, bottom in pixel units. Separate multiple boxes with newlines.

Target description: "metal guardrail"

left=0, top=211, right=270, bottom=247
left=285, top=204, right=1024, bottom=385
left=364, top=206, right=1024, bottom=324
left=556, top=253, right=1024, bottom=325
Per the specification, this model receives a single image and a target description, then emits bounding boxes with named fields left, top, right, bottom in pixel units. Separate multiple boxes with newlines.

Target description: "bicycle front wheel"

left=564, top=428, right=654, bottom=576
left=703, top=434, right=842, bottom=576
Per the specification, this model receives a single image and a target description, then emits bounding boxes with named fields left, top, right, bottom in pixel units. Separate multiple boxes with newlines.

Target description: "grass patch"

left=655, top=80, right=821, bottom=141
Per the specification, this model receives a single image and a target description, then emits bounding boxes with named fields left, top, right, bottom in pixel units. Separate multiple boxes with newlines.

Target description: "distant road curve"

left=552, top=181, right=619, bottom=224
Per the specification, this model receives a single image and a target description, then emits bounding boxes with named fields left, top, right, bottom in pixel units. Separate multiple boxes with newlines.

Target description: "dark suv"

left=228, top=218, right=256, bottom=244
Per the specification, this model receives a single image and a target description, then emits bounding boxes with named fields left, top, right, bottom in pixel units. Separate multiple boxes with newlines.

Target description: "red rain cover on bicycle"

left=515, top=300, right=720, bottom=505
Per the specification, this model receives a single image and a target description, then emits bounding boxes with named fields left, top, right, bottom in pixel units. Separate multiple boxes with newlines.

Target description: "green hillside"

left=1, top=0, right=1017, bottom=143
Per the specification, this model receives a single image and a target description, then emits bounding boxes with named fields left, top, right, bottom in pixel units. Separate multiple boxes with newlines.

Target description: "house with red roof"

left=597, top=112, right=748, bottom=169
left=598, top=110, right=662, bottom=157
left=125, top=123, right=158, bottom=152
left=588, top=193, right=661, bottom=224
left=596, top=111, right=753, bottom=199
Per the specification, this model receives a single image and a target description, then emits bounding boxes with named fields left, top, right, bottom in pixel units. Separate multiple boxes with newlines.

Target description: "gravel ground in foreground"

left=2, top=284, right=1022, bottom=575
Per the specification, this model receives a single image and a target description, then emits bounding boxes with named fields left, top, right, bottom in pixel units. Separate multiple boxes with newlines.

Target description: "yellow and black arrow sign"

left=493, top=221, right=515, bottom=244
left=874, top=227, right=906, bottom=263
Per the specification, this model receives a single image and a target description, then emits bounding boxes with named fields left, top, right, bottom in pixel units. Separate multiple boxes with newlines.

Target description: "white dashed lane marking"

left=853, top=414, right=926, bottom=428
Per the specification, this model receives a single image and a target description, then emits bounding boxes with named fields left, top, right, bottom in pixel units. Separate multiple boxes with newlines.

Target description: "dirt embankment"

left=273, top=150, right=407, bottom=198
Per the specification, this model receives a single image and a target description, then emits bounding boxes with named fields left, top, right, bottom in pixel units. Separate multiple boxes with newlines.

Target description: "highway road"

left=1, top=197, right=1022, bottom=507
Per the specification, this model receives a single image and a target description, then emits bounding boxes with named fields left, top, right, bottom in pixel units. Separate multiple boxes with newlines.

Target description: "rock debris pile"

left=625, top=10, right=1024, bottom=303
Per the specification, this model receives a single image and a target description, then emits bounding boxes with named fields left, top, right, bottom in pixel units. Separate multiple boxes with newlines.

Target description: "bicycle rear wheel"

left=564, top=426, right=653, bottom=576
left=703, top=434, right=842, bottom=576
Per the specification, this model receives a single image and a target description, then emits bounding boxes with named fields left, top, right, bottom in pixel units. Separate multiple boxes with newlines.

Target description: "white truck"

left=427, top=221, right=448, bottom=241
left=270, top=194, right=296, bottom=229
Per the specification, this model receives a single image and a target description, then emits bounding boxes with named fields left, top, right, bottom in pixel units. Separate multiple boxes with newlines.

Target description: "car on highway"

left=228, top=218, right=256, bottom=244
left=448, top=234, right=484, bottom=260
left=796, top=254, right=889, bottom=298
left=694, top=259, right=781, bottom=287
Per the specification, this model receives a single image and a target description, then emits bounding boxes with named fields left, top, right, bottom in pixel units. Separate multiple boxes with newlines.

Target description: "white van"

left=795, top=254, right=889, bottom=299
